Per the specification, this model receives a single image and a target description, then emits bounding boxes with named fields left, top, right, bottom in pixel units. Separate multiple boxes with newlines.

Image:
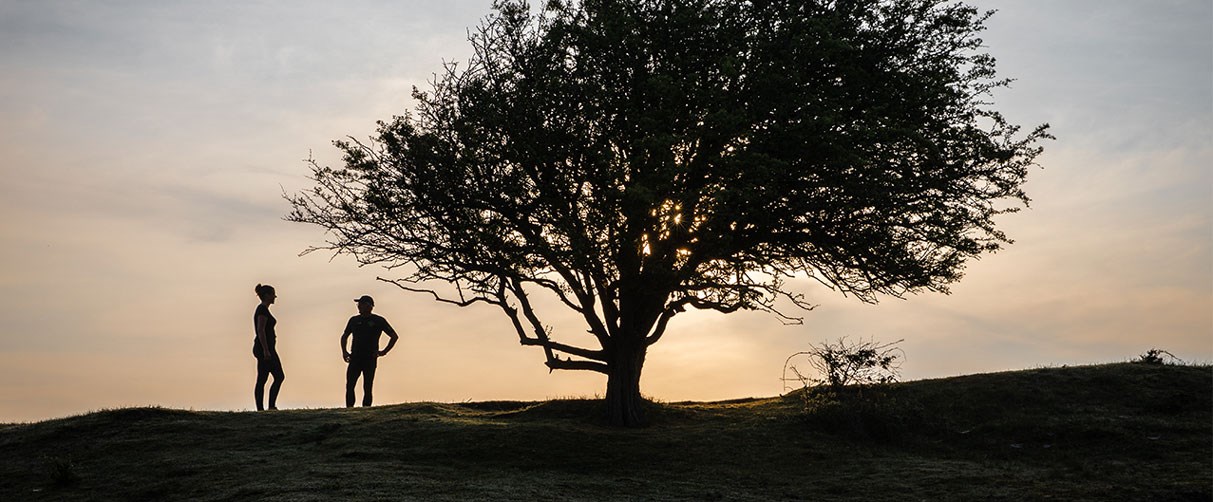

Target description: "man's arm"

left=378, top=318, right=399, bottom=356
left=340, top=319, right=353, bottom=362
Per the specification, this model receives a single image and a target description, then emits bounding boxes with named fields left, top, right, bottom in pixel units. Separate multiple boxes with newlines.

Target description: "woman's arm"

left=255, top=314, right=272, bottom=358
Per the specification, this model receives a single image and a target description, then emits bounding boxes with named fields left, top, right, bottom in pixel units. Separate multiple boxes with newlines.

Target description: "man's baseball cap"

left=354, top=295, right=375, bottom=305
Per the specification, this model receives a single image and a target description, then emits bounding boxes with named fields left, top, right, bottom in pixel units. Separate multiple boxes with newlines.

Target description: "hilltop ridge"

left=1, top=363, right=1209, bottom=501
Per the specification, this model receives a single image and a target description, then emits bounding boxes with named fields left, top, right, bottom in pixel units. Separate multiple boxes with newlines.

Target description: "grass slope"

left=1, top=363, right=1209, bottom=501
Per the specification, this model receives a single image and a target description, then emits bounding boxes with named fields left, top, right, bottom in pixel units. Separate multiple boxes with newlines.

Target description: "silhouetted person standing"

left=341, top=295, right=399, bottom=407
left=253, top=284, right=285, bottom=411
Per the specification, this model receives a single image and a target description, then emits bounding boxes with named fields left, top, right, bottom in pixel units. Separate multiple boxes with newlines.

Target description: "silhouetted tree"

left=288, top=0, right=1050, bottom=426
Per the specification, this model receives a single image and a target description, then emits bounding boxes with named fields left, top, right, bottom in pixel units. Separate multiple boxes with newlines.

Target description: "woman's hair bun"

left=255, top=284, right=275, bottom=297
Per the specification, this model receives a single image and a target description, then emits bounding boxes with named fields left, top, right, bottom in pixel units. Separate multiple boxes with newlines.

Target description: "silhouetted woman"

left=253, top=284, right=285, bottom=410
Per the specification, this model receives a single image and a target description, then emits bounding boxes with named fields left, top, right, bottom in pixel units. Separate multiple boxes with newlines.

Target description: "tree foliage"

left=287, top=0, right=1050, bottom=426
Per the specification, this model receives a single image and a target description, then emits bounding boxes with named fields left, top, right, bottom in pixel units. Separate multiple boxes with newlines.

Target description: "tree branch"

left=544, top=357, right=609, bottom=374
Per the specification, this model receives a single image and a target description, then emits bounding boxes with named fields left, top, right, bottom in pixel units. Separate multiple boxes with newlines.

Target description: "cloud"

left=978, top=0, right=1212, bottom=153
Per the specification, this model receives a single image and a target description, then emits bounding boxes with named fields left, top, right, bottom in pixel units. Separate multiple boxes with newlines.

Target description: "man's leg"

left=362, top=360, right=377, bottom=407
left=345, top=361, right=361, bottom=408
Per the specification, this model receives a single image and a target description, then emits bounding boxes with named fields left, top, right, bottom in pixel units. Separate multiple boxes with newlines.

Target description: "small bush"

left=43, top=455, right=80, bottom=488
left=799, top=387, right=923, bottom=442
left=784, top=337, right=917, bottom=441
left=1133, top=348, right=1183, bottom=366
left=783, top=336, right=904, bottom=394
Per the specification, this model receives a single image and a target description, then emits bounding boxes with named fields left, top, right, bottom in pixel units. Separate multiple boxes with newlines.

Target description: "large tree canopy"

left=288, top=0, right=1050, bottom=426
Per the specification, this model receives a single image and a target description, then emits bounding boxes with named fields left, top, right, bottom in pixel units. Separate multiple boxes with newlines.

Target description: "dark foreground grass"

left=1, top=363, right=1209, bottom=501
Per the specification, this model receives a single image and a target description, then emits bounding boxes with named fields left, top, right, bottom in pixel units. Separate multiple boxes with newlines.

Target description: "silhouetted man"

left=341, top=295, right=399, bottom=407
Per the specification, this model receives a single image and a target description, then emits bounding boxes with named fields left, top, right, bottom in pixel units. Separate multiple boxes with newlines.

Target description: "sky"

left=0, top=0, right=1209, bottom=423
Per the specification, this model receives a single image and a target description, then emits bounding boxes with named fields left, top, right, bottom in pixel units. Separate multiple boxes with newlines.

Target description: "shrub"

left=783, top=337, right=916, bottom=441
left=1133, top=348, right=1183, bottom=365
left=782, top=337, right=905, bottom=394
left=43, top=455, right=80, bottom=488
left=799, top=387, right=924, bottom=442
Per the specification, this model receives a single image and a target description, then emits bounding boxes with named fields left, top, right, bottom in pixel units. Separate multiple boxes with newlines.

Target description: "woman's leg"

left=254, top=357, right=270, bottom=411
left=267, top=356, right=285, bottom=410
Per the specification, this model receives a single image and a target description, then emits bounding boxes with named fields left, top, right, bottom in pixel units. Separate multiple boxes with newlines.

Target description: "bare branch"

left=378, top=277, right=500, bottom=308
left=545, top=357, right=609, bottom=374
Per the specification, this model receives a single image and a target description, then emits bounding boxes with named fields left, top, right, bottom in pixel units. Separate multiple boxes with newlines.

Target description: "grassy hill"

left=1, top=362, right=1209, bottom=501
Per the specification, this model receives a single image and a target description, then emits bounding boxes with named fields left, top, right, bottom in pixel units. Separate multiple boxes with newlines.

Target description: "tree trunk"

left=604, top=337, right=648, bottom=427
